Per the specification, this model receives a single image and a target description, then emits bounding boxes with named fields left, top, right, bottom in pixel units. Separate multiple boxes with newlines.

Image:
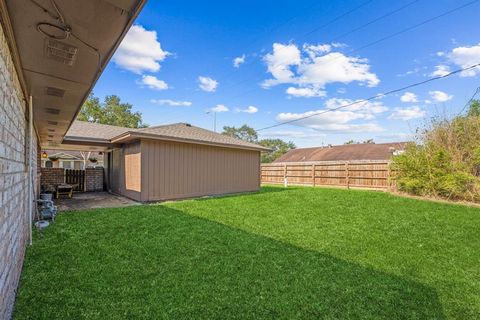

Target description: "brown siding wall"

left=140, top=139, right=260, bottom=201
left=110, top=142, right=141, bottom=201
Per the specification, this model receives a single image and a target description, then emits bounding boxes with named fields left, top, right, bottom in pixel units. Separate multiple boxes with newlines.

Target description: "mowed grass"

left=14, top=186, right=480, bottom=319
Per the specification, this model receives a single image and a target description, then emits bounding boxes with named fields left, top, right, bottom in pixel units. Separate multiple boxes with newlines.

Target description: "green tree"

left=221, top=124, right=295, bottom=163
left=222, top=125, right=258, bottom=143
left=77, top=94, right=147, bottom=128
left=467, top=100, right=480, bottom=117
left=259, top=139, right=296, bottom=163
left=344, top=140, right=355, bottom=145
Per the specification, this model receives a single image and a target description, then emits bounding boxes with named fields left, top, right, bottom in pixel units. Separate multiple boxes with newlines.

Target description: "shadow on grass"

left=15, top=205, right=444, bottom=319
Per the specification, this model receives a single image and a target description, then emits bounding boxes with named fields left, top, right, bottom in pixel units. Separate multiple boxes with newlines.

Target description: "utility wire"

left=348, top=0, right=479, bottom=55
left=225, top=0, right=478, bottom=100
left=330, top=0, right=420, bottom=43
left=214, top=0, right=374, bottom=84
left=457, top=86, right=480, bottom=115
left=299, top=0, right=374, bottom=39
left=256, top=62, right=480, bottom=132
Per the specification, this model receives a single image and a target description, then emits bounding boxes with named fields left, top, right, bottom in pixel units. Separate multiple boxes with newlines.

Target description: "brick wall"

left=40, top=167, right=104, bottom=192
left=0, top=20, right=38, bottom=320
left=86, top=167, right=104, bottom=192
left=40, top=168, right=64, bottom=192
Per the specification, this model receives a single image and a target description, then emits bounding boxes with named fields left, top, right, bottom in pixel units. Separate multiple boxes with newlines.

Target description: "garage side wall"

left=110, top=141, right=142, bottom=201
left=140, top=139, right=260, bottom=201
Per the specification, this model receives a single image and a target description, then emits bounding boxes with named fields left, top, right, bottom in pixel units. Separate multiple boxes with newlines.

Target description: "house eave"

left=111, top=132, right=270, bottom=152
left=2, top=0, right=147, bottom=148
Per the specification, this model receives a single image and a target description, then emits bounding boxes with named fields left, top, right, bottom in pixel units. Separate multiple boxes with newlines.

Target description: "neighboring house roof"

left=274, top=142, right=407, bottom=162
left=64, top=121, right=270, bottom=151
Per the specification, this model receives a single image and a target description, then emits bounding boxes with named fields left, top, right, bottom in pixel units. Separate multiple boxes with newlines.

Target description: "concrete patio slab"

left=55, top=192, right=139, bottom=211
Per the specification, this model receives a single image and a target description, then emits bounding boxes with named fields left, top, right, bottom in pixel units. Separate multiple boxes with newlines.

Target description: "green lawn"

left=14, top=186, right=480, bottom=319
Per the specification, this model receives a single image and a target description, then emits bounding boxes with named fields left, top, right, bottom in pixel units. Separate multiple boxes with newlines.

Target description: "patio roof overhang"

left=0, top=0, right=146, bottom=149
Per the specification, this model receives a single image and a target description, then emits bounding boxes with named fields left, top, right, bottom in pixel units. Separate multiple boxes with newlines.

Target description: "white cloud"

left=303, top=43, right=332, bottom=58
left=113, top=25, right=169, bottom=74
left=198, top=76, right=218, bottom=92
left=448, top=43, right=480, bottom=77
left=259, top=130, right=326, bottom=139
left=233, top=54, right=246, bottom=68
left=210, top=104, right=229, bottom=112
left=400, top=92, right=418, bottom=103
left=150, top=99, right=192, bottom=107
left=263, top=42, right=379, bottom=97
left=263, top=43, right=301, bottom=86
left=389, top=106, right=425, bottom=120
left=141, top=75, right=168, bottom=90
left=286, top=86, right=326, bottom=98
left=274, top=98, right=387, bottom=133
left=236, top=105, right=258, bottom=114
left=431, top=65, right=451, bottom=77
left=429, top=90, right=453, bottom=102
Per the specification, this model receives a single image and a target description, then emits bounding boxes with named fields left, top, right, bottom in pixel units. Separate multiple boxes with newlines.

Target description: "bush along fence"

left=261, top=160, right=394, bottom=190
left=40, top=167, right=104, bottom=192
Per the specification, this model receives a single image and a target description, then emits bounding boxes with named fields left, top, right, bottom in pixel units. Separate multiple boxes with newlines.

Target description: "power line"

left=330, top=0, right=420, bottom=43
left=256, top=62, right=480, bottom=132
left=349, top=0, right=479, bottom=55
left=300, top=0, right=374, bottom=39
left=214, top=0, right=375, bottom=85
left=224, top=0, right=479, bottom=100
left=458, top=86, right=480, bottom=115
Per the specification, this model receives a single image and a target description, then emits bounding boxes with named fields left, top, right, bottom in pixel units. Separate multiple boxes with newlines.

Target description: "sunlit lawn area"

left=14, top=186, right=480, bottom=319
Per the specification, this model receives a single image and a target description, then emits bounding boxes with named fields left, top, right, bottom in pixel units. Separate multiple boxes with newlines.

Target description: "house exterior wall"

left=0, top=20, right=38, bottom=320
left=40, top=168, right=64, bottom=192
left=110, top=142, right=141, bottom=201
left=140, top=139, right=260, bottom=202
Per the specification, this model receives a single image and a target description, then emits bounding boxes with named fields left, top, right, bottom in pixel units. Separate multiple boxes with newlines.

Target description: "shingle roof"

left=64, top=121, right=269, bottom=151
left=65, top=121, right=135, bottom=142
left=274, top=142, right=407, bottom=162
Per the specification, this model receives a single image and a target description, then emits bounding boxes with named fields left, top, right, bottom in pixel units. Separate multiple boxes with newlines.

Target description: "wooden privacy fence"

left=261, top=160, right=394, bottom=190
left=65, top=169, right=85, bottom=191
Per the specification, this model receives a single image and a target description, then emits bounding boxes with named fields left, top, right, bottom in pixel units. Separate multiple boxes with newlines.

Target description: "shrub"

left=392, top=100, right=480, bottom=202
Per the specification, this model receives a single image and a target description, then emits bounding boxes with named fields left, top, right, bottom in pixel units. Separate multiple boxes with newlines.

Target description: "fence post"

left=345, top=162, right=350, bottom=189
left=387, top=162, right=391, bottom=192
left=311, top=164, right=316, bottom=187
left=283, top=163, right=288, bottom=187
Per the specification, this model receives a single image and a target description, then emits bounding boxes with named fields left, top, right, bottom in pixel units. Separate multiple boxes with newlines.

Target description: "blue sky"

left=93, top=0, right=480, bottom=147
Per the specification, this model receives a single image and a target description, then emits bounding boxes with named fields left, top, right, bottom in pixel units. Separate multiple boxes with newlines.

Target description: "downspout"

left=28, top=96, right=33, bottom=246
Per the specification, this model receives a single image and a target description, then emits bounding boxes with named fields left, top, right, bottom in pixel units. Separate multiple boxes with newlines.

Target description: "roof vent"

left=46, top=87, right=65, bottom=97
left=45, top=39, right=78, bottom=66
left=47, top=120, right=58, bottom=126
left=45, top=108, right=60, bottom=115
left=185, top=123, right=192, bottom=127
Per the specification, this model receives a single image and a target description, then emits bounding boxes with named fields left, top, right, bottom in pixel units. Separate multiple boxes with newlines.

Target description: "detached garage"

left=62, top=121, right=269, bottom=201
